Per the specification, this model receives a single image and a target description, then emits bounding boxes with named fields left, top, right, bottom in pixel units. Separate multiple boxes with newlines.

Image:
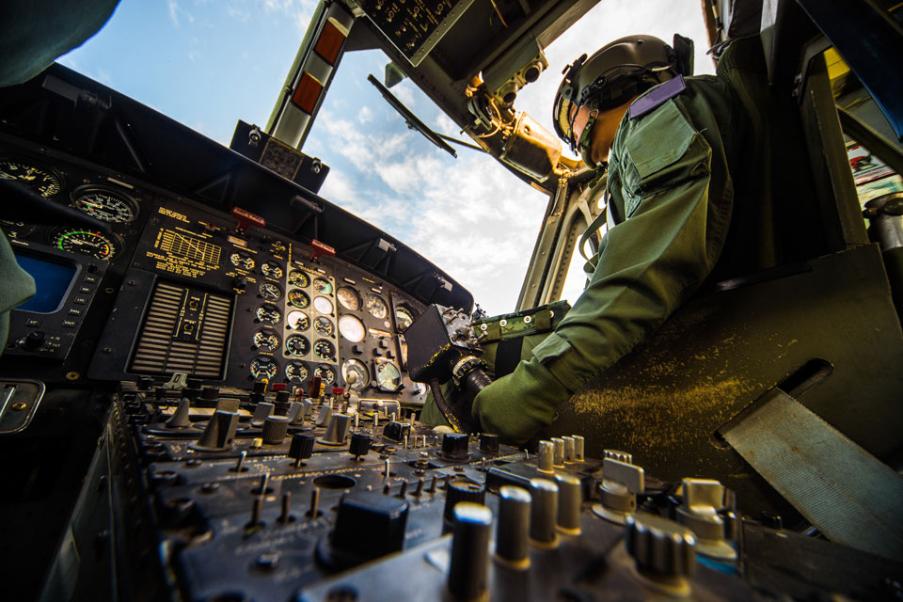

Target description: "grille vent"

left=130, top=282, right=232, bottom=379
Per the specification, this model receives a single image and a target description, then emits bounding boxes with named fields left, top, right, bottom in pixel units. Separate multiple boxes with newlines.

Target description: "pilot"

left=466, top=34, right=774, bottom=443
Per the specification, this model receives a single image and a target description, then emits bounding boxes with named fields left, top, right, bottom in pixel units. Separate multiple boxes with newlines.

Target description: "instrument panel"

left=1, top=145, right=428, bottom=405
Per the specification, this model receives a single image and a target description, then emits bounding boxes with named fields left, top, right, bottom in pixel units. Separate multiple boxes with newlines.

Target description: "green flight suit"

left=470, top=38, right=774, bottom=443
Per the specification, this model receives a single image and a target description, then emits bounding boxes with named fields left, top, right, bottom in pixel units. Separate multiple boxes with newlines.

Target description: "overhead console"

left=0, top=65, right=470, bottom=405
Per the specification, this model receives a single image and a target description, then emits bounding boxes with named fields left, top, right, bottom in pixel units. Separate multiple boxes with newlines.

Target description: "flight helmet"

left=553, top=34, right=693, bottom=164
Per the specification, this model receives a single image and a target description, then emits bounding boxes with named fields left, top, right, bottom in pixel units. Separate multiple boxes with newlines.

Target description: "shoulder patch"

left=628, top=75, right=687, bottom=120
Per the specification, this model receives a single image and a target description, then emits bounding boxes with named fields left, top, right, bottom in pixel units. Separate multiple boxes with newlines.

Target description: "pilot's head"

left=553, top=35, right=691, bottom=168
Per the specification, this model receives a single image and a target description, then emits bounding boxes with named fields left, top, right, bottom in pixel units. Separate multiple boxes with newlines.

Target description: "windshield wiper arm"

left=367, top=74, right=458, bottom=158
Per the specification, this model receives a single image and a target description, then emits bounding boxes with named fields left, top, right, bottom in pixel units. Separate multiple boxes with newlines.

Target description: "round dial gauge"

left=338, top=315, right=366, bottom=342
left=287, top=289, right=310, bottom=309
left=250, top=356, right=278, bottom=380
left=395, top=306, right=415, bottom=331
left=288, top=270, right=310, bottom=287
left=285, top=361, right=308, bottom=383
left=314, top=316, right=335, bottom=337
left=230, top=252, right=255, bottom=271
left=313, top=339, right=336, bottom=361
left=255, top=304, right=281, bottom=325
left=313, top=296, right=334, bottom=315
left=52, top=229, right=116, bottom=260
left=336, top=286, right=361, bottom=311
left=286, top=310, right=310, bottom=331
left=365, top=294, right=389, bottom=319
left=341, top=358, right=369, bottom=391
left=0, top=160, right=61, bottom=197
left=314, top=365, right=336, bottom=385
left=375, top=361, right=402, bottom=392
left=258, top=281, right=282, bottom=302
left=285, top=334, right=311, bottom=356
left=312, top=277, right=333, bottom=295
left=253, top=330, right=280, bottom=352
left=261, top=261, right=284, bottom=280
left=71, top=188, right=136, bottom=223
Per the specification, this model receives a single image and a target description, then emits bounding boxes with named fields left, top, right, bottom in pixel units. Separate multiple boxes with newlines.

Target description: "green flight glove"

left=472, top=357, right=572, bottom=445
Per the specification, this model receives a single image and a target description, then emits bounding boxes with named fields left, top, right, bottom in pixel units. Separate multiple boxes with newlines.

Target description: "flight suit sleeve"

left=0, top=231, right=36, bottom=351
left=474, top=98, right=734, bottom=443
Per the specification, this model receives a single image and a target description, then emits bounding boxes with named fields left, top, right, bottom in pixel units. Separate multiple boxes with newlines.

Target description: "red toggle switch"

left=231, top=206, right=266, bottom=233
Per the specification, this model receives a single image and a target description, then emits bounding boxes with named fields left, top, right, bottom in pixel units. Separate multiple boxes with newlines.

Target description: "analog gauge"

left=250, top=356, right=278, bottom=380
left=253, top=330, right=280, bottom=352
left=288, top=289, right=310, bottom=309
left=286, top=310, right=310, bottom=331
left=395, top=306, right=415, bottom=331
left=230, top=252, right=255, bottom=271
left=313, top=339, right=336, bottom=361
left=341, top=358, right=369, bottom=392
left=285, top=361, right=308, bottom=383
left=314, top=316, right=335, bottom=337
left=375, top=361, right=402, bottom=392
left=312, top=277, right=333, bottom=295
left=285, top=334, right=311, bottom=356
left=261, top=260, right=284, bottom=280
left=313, top=295, right=334, bottom=315
left=365, top=294, right=389, bottom=320
left=258, top=281, right=282, bottom=302
left=52, top=229, right=116, bottom=260
left=314, top=365, right=336, bottom=385
left=71, top=188, right=136, bottom=223
left=338, top=314, right=366, bottom=342
left=0, top=160, right=62, bottom=197
left=336, top=286, right=361, bottom=311
left=288, top=270, right=310, bottom=287
left=255, top=304, right=281, bottom=325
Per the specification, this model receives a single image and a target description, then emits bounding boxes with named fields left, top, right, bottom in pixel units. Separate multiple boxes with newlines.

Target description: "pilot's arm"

left=474, top=98, right=734, bottom=443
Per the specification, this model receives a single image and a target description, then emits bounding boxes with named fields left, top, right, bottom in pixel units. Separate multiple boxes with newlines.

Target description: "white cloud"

left=357, top=106, right=374, bottom=124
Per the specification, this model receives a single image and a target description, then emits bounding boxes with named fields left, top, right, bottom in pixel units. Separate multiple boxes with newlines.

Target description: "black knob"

left=318, top=492, right=409, bottom=570
left=350, top=432, right=372, bottom=458
left=352, top=344, right=364, bottom=355
left=443, top=479, right=486, bottom=523
left=289, top=432, right=315, bottom=462
left=479, top=433, right=499, bottom=454
left=441, top=433, right=470, bottom=461
left=22, top=330, right=45, bottom=350
left=253, top=381, right=267, bottom=394
left=378, top=338, right=389, bottom=349
left=275, top=390, right=290, bottom=403
left=382, top=421, right=410, bottom=442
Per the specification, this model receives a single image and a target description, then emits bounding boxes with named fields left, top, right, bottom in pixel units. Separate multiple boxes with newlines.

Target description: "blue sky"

left=61, top=0, right=712, bottom=315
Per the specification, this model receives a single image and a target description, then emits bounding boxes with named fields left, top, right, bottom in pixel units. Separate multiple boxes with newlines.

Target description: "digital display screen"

left=14, top=252, right=76, bottom=313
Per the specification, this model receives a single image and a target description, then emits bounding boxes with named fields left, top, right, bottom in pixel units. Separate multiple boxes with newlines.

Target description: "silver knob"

left=592, top=457, right=644, bottom=525
left=495, top=486, right=531, bottom=569
left=562, top=436, right=576, bottom=463
left=529, top=478, right=559, bottom=547
left=676, top=478, right=737, bottom=561
left=555, top=473, right=582, bottom=535
left=194, top=410, right=238, bottom=451
left=626, top=513, right=696, bottom=596
left=551, top=438, right=565, bottom=467
left=573, top=435, right=585, bottom=462
left=250, top=401, right=274, bottom=427
left=262, top=415, right=289, bottom=444
left=537, top=440, right=555, bottom=474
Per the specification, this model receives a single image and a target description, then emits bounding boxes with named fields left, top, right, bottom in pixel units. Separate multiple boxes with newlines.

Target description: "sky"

left=60, top=0, right=713, bottom=315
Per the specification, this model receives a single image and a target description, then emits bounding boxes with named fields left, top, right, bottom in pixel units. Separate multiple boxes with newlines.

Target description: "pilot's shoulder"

left=627, top=75, right=690, bottom=121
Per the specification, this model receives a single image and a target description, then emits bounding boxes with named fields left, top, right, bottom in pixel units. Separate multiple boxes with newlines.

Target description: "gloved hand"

left=472, top=358, right=573, bottom=445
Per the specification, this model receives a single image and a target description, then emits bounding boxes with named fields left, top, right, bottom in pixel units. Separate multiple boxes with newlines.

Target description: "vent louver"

left=129, top=282, right=232, bottom=379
